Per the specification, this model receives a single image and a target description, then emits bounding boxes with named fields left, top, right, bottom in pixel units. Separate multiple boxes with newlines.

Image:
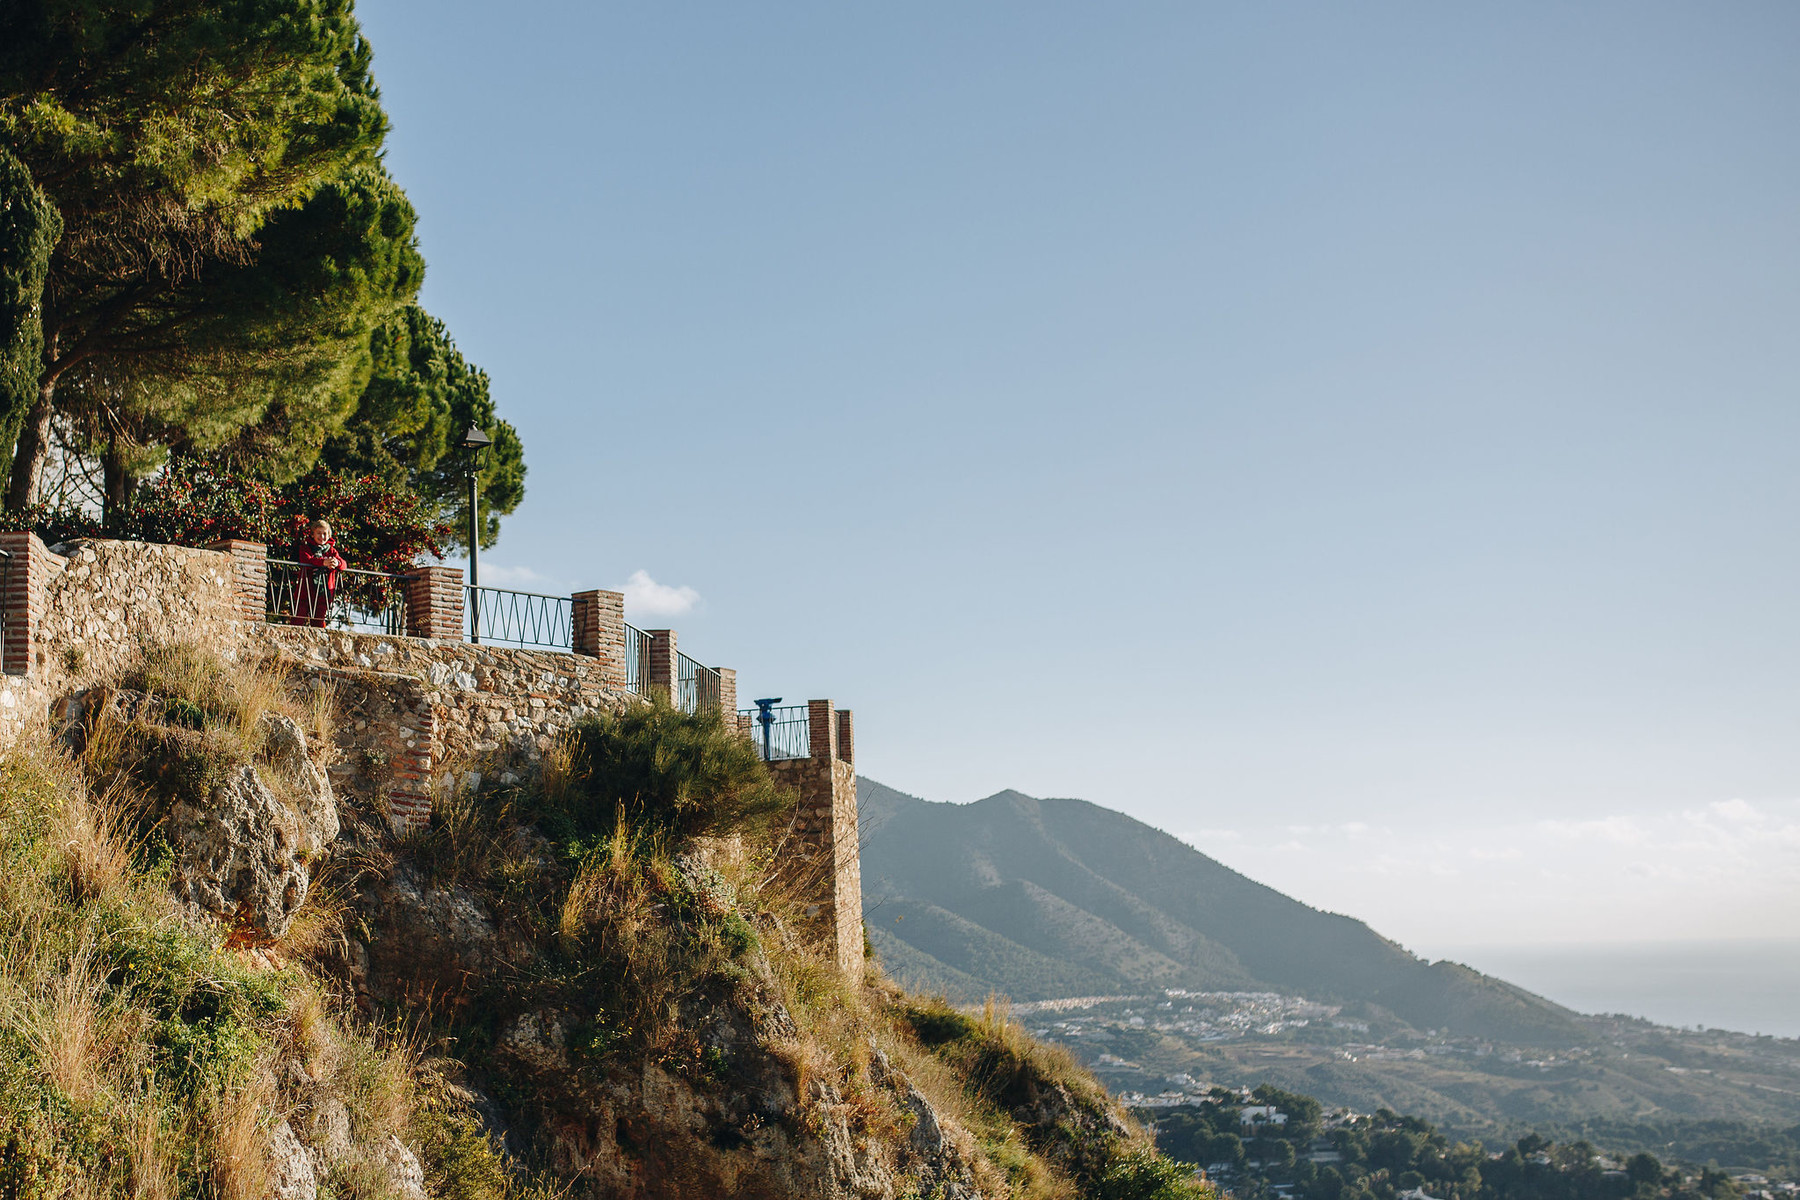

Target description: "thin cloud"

left=621, top=569, right=700, bottom=619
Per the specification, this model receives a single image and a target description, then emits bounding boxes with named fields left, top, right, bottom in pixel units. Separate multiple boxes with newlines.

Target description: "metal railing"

left=741, top=703, right=810, bottom=760
left=266, top=560, right=405, bottom=634
left=676, top=650, right=721, bottom=715
left=623, top=623, right=653, bottom=695
left=256, top=563, right=711, bottom=703
left=466, top=585, right=572, bottom=650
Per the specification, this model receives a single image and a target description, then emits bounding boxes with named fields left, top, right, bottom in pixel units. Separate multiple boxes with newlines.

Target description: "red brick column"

left=807, top=698, right=838, bottom=761
left=0, top=532, right=54, bottom=676
left=403, top=565, right=465, bottom=640
left=571, top=588, right=627, bottom=688
left=716, top=667, right=737, bottom=720
left=203, top=539, right=267, bottom=624
left=835, top=708, right=854, bottom=765
left=647, top=629, right=677, bottom=701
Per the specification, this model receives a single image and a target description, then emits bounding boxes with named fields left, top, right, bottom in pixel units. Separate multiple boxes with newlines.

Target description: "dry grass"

left=0, top=648, right=510, bottom=1195
left=56, top=779, right=135, bottom=903
left=30, top=944, right=115, bottom=1106
left=205, top=1064, right=275, bottom=1200
left=330, top=1025, right=420, bottom=1145
left=126, top=1098, right=181, bottom=1200
left=538, top=727, right=583, bottom=807
left=121, top=643, right=301, bottom=746
left=302, top=677, right=339, bottom=757
left=280, top=871, right=350, bottom=960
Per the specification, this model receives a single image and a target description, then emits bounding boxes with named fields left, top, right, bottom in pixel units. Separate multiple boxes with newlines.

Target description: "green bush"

left=1095, top=1148, right=1212, bottom=1200
left=529, top=699, right=789, bottom=848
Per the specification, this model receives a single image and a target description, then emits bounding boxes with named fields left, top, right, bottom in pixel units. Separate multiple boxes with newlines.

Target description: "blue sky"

left=356, top=1, right=1800, bottom=952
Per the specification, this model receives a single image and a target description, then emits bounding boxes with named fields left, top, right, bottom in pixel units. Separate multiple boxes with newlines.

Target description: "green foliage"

left=322, top=304, right=527, bottom=552
left=904, top=998, right=979, bottom=1048
left=0, top=0, right=524, bottom=535
left=528, top=699, right=791, bottom=848
left=0, top=145, right=57, bottom=449
left=1548, top=1119, right=1800, bottom=1180
left=1095, top=1148, right=1213, bottom=1200
left=0, top=0, right=412, bottom=505
left=1145, top=1095, right=1758, bottom=1200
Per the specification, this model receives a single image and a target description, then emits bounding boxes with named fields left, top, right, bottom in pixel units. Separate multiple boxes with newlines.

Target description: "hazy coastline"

left=1439, top=938, right=1800, bottom=1039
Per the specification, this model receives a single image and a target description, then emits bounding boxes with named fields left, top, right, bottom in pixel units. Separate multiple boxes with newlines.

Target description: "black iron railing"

left=466, top=586, right=572, bottom=650
left=267, top=560, right=405, bottom=634
left=676, top=650, right=720, bottom=715
left=623, top=623, right=653, bottom=695
left=742, top=703, right=809, bottom=760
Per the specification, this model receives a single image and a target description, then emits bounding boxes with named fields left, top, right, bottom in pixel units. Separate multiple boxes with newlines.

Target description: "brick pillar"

left=807, top=698, right=838, bottom=761
left=769, top=698, right=863, bottom=976
left=203, top=539, right=267, bottom=623
left=647, top=629, right=676, bottom=701
left=0, top=532, right=60, bottom=677
left=716, top=667, right=737, bottom=719
left=571, top=589, right=627, bottom=688
left=403, top=565, right=465, bottom=640
left=835, top=708, right=854, bottom=765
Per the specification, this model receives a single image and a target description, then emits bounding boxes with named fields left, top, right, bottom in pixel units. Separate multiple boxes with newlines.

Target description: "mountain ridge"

left=858, top=777, right=1586, bottom=1047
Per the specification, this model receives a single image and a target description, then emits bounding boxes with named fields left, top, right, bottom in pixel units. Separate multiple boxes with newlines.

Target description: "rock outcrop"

left=162, top=710, right=339, bottom=939
left=65, top=688, right=340, bottom=940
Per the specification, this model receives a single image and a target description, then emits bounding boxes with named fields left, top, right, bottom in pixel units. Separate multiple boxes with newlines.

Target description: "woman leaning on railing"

left=289, top=518, right=348, bottom=628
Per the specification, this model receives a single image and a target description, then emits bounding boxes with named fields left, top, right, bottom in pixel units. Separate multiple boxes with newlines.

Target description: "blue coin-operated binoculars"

left=753, top=697, right=782, bottom=761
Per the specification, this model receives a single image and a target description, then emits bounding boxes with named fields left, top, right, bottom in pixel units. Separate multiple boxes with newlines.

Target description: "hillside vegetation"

left=0, top=642, right=1208, bottom=1199
left=1145, top=1082, right=1749, bottom=1200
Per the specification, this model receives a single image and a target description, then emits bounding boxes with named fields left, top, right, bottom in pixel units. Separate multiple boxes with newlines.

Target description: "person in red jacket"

left=292, top=518, right=347, bottom=627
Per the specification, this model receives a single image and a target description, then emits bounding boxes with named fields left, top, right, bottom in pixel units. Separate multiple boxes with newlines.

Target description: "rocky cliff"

left=0, top=641, right=1205, bottom=1200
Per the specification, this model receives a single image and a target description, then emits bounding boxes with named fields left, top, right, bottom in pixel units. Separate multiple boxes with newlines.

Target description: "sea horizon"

left=1431, top=937, right=1800, bottom=1040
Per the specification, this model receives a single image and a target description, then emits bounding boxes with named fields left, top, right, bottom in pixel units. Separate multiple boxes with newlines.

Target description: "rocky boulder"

left=64, top=689, right=339, bottom=940
left=165, top=711, right=338, bottom=940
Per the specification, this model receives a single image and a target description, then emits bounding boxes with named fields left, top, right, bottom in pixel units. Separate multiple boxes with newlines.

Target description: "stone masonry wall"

left=250, top=625, right=634, bottom=829
left=0, top=536, right=869, bottom=977
left=0, top=537, right=248, bottom=743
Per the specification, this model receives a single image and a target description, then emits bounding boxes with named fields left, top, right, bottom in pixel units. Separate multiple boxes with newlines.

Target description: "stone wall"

left=249, top=625, right=633, bottom=828
left=0, top=535, right=868, bottom=975
left=0, top=535, right=248, bottom=743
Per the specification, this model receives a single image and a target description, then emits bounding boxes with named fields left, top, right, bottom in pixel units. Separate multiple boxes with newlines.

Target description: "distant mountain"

left=858, top=779, right=1585, bottom=1047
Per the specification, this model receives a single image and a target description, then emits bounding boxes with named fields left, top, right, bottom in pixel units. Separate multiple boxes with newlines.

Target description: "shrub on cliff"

left=899, top=996, right=1211, bottom=1200
left=525, top=698, right=790, bottom=849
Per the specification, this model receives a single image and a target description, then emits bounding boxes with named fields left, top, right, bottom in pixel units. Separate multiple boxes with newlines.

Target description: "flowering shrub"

left=0, top=458, right=449, bottom=575
left=0, top=502, right=104, bottom=545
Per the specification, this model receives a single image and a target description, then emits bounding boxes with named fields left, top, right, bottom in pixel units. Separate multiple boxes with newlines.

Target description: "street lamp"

left=462, top=425, right=492, bottom=642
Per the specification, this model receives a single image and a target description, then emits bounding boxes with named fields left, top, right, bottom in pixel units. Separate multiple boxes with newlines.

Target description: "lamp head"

left=461, top=425, right=493, bottom=451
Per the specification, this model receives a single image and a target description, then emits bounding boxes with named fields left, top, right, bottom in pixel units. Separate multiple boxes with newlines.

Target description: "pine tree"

left=314, top=304, right=526, bottom=552
left=0, top=0, right=413, bottom=510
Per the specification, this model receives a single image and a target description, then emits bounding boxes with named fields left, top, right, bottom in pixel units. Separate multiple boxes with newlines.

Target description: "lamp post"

left=462, top=425, right=492, bottom=642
